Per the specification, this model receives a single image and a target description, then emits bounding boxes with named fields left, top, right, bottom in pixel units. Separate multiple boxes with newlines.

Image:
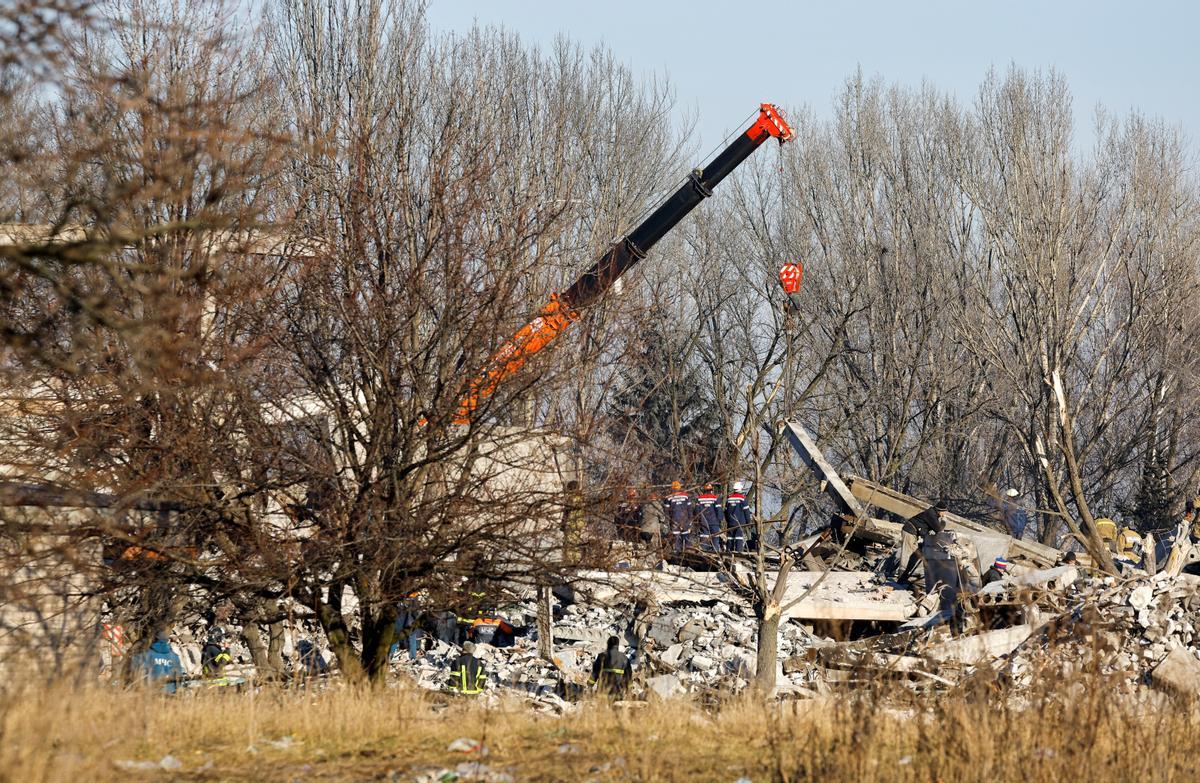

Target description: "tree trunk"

left=267, top=619, right=286, bottom=676
left=241, top=621, right=271, bottom=676
left=754, top=601, right=780, bottom=693
left=361, top=611, right=397, bottom=684
left=536, top=584, right=553, bottom=661
left=329, top=637, right=364, bottom=681
left=311, top=589, right=365, bottom=682
left=1051, top=369, right=1117, bottom=574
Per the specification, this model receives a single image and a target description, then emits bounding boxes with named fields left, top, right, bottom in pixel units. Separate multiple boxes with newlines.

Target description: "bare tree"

left=222, top=0, right=696, bottom=681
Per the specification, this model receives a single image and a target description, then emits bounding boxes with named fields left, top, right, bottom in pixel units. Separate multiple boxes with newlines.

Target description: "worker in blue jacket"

left=696, top=483, right=723, bottom=552
left=664, top=482, right=692, bottom=553
left=725, top=481, right=752, bottom=553
left=132, top=629, right=184, bottom=693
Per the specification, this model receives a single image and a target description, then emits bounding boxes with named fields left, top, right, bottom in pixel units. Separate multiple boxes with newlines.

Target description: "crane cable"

left=617, top=108, right=759, bottom=239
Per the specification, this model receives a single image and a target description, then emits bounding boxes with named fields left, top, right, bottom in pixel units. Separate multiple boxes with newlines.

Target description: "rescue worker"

left=455, top=589, right=488, bottom=645
left=447, top=641, right=487, bottom=695
left=922, top=524, right=967, bottom=633
left=468, top=613, right=515, bottom=647
left=982, top=557, right=1009, bottom=585
left=201, top=626, right=233, bottom=678
left=614, top=488, right=644, bottom=543
left=391, top=597, right=425, bottom=661
left=1116, top=526, right=1143, bottom=561
left=998, top=488, right=1029, bottom=539
left=897, top=504, right=944, bottom=584
left=1095, top=517, right=1118, bottom=551
left=696, top=483, right=723, bottom=552
left=132, top=629, right=184, bottom=694
left=589, top=635, right=631, bottom=696
left=665, top=482, right=692, bottom=554
left=724, top=481, right=751, bottom=553
left=296, top=639, right=328, bottom=675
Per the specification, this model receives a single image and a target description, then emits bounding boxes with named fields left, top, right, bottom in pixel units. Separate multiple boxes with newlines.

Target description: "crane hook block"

left=778, top=262, right=804, bottom=294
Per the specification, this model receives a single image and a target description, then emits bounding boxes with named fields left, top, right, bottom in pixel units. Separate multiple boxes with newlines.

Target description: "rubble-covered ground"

left=382, top=559, right=1200, bottom=709
left=393, top=592, right=813, bottom=706
left=141, top=555, right=1200, bottom=709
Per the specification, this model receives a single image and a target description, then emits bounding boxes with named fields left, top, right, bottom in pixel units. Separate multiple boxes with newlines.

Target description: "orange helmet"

left=671, top=481, right=682, bottom=491
left=703, top=483, right=714, bottom=491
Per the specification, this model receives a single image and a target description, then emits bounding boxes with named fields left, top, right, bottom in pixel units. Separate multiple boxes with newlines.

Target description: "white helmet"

left=732, top=481, right=747, bottom=492
left=1004, top=488, right=1020, bottom=498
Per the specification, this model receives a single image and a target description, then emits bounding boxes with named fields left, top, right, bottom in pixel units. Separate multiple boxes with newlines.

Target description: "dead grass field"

left=1, top=672, right=1197, bottom=782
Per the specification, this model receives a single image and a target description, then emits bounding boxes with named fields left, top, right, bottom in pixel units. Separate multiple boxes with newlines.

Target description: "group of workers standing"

left=612, top=480, right=756, bottom=556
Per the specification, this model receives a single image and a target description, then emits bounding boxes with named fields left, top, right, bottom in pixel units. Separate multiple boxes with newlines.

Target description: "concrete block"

left=646, top=674, right=683, bottom=698
left=1152, top=647, right=1200, bottom=697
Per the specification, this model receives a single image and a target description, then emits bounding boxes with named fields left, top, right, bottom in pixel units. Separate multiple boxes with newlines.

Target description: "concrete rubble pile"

left=141, top=548, right=1200, bottom=705
left=142, top=548, right=1200, bottom=703
left=384, top=562, right=1200, bottom=703
left=768, top=564, right=1200, bottom=699
left=390, top=589, right=829, bottom=705
left=988, top=570, right=1200, bottom=694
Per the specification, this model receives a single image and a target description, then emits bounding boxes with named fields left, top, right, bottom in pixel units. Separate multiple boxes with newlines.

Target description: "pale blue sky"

left=427, top=0, right=1198, bottom=155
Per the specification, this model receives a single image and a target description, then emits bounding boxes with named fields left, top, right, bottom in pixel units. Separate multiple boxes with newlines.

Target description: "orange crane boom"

left=458, top=103, right=794, bottom=422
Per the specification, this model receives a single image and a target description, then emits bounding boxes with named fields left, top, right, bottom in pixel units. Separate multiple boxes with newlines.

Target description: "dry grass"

left=1, top=672, right=1197, bottom=782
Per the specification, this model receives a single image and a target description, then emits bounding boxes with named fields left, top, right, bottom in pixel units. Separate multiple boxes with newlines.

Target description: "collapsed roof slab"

left=924, top=624, right=1033, bottom=665
left=845, top=475, right=1060, bottom=569
left=778, top=422, right=902, bottom=544
left=777, top=571, right=916, bottom=622
left=776, top=420, right=1059, bottom=571
left=780, top=422, right=865, bottom=518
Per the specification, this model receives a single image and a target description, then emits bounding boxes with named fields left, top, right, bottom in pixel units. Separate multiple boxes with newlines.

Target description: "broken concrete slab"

left=846, top=476, right=1060, bottom=568
left=566, top=569, right=914, bottom=623
left=778, top=572, right=917, bottom=623
left=1129, top=584, right=1154, bottom=611
left=977, top=566, right=1079, bottom=604
left=1151, top=647, right=1200, bottom=697
left=677, top=619, right=704, bottom=642
left=925, top=625, right=1033, bottom=665
left=646, top=674, right=683, bottom=698
left=646, top=615, right=680, bottom=649
left=552, top=626, right=611, bottom=645
left=780, top=421, right=866, bottom=519
left=569, top=570, right=730, bottom=605
left=1008, top=565, right=1077, bottom=591
left=659, top=644, right=685, bottom=667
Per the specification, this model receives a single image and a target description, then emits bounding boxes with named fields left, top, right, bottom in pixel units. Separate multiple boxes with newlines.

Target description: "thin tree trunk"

left=267, top=620, right=285, bottom=676
left=536, top=584, right=553, bottom=661
left=755, top=602, right=780, bottom=693
left=1052, top=369, right=1117, bottom=574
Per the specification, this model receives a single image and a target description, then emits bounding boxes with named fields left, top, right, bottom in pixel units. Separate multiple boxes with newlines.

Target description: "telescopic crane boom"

left=458, top=103, right=794, bottom=421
